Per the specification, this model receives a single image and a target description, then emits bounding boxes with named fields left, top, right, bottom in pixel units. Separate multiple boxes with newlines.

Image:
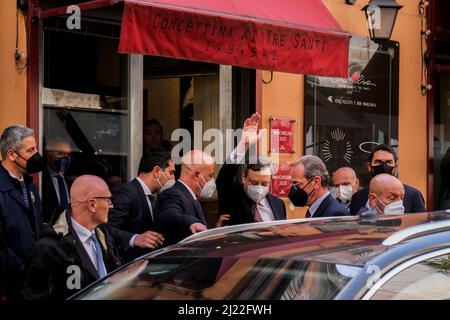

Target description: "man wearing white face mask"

left=362, top=174, right=405, bottom=216
left=108, top=149, right=175, bottom=261
left=332, top=167, right=359, bottom=212
left=155, top=149, right=216, bottom=245
left=216, top=112, right=286, bottom=227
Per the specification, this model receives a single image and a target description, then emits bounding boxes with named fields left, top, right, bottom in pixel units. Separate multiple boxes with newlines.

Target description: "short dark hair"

left=368, top=144, right=398, bottom=164
left=243, top=157, right=272, bottom=177
left=138, top=148, right=171, bottom=174
left=143, top=119, right=163, bottom=133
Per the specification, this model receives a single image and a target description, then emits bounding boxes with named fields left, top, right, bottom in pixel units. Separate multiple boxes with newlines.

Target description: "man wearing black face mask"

left=349, top=144, right=426, bottom=215
left=42, top=138, right=72, bottom=223
left=0, top=125, right=43, bottom=299
left=288, top=155, right=348, bottom=218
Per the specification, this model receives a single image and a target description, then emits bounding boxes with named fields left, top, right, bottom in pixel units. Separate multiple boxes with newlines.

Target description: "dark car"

left=72, top=211, right=450, bottom=300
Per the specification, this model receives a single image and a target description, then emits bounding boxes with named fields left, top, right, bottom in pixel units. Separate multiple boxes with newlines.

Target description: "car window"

left=371, top=254, right=450, bottom=300
left=75, top=257, right=361, bottom=300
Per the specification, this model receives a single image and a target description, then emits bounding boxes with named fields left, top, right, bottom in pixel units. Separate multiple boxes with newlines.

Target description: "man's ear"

left=152, top=166, right=161, bottom=178
left=366, top=162, right=372, bottom=172
left=88, top=199, right=96, bottom=213
left=6, top=149, right=17, bottom=161
left=314, top=176, right=321, bottom=189
left=355, top=178, right=360, bottom=190
left=368, top=193, right=377, bottom=208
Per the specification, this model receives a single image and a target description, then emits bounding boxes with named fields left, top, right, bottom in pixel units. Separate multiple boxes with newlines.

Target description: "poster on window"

left=271, top=163, right=293, bottom=197
left=270, top=117, right=296, bottom=153
left=304, top=36, right=399, bottom=187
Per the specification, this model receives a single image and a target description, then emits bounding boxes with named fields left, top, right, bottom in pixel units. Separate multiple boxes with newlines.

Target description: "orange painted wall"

left=0, top=0, right=27, bottom=143
left=261, top=0, right=427, bottom=217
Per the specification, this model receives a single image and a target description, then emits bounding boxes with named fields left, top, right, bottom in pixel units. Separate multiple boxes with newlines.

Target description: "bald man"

left=360, top=174, right=406, bottom=216
left=22, top=175, right=122, bottom=300
left=332, top=167, right=359, bottom=211
left=155, top=150, right=216, bottom=245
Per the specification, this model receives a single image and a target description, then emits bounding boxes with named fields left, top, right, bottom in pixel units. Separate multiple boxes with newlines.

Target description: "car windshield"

left=75, top=256, right=362, bottom=300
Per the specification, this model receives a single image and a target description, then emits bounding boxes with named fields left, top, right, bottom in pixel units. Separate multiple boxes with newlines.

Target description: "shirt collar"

left=136, top=177, right=153, bottom=197
left=309, top=191, right=330, bottom=216
left=71, top=217, right=93, bottom=243
left=8, top=170, right=24, bottom=182
left=179, top=179, right=197, bottom=200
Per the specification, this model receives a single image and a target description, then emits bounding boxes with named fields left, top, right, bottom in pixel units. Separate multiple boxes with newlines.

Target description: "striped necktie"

left=19, top=180, right=30, bottom=208
left=90, top=233, right=107, bottom=278
left=253, top=202, right=263, bottom=222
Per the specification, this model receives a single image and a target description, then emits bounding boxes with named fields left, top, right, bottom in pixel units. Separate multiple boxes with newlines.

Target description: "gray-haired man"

left=0, top=125, right=44, bottom=299
left=288, top=155, right=348, bottom=218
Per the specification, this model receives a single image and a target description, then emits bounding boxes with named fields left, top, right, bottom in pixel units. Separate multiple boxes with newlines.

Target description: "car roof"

left=152, top=211, right=450, bottom=267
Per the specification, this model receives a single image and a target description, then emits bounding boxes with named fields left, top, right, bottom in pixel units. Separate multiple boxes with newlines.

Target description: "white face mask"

left=157, top=171, right=175, bottom=193
left=383, top=200, right=405, bottom=215
left=335, top=184, right=353, bottom=203
left=374, top=195, right=405, bottom=215
left=247, top=185, right=269, bottom=203
left=198, top=174, right=216, bottom=198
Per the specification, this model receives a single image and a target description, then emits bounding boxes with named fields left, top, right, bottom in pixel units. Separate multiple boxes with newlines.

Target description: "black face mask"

left=370, top=162, right=394, bottom=177
left=14, top=152, right=45, bottom=174
left=288, top=179, right=314, bottom=207
left=55, top=156, right=71, bottom=173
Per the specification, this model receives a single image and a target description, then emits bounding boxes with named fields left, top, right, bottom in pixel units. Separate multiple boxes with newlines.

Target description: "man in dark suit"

left=22, top=175, right=122, bottom=300
left=42, top=138, right=72, bottom=223
left=216, top=112, right=286, bottom=226
left=349, top=144, right=426, bottom=215
left=0, top=125, right=44, bottom=300
left=288, top=155, right=348, bottom=218
left=155, top=150, right=216, bottom=246
left=108, top=149, right=175, bottom=262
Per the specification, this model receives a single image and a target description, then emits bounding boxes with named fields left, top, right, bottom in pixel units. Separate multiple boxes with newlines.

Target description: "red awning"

left=118, top=0, right=349, bottom=77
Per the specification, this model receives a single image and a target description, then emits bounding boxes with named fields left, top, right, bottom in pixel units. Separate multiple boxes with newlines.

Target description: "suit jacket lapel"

left=9, top=187, right=29, bottom=210
left=176, top=181, right=205, bottom=221
left=266, top=195, right=281, bottom=220
left=132, top=179, right=153, bottom=222
left=313, top=194, right=332, bottom=218
left=239, top=185, right=256, bottom=222
left=66, top=211, right=99, bottom=280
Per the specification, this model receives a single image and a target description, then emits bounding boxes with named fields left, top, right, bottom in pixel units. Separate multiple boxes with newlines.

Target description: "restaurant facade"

left=1, top=0, right=446, bottom=220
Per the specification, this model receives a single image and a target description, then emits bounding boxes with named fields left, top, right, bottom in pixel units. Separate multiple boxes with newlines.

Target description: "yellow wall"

left=261, top=0, right=427, bottom=217
left=0, top=0, right=27, bottom=139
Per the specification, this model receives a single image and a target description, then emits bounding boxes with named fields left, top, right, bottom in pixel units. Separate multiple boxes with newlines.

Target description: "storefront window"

left=304, top=35, right=400, bottom=187
left=42, top=17, right=128, bottom=191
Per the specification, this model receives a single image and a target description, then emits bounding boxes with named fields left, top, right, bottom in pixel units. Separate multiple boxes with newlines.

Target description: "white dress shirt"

left=71, top=217, right=99, bottom=271
left=308, top=191, right=331, bottom=218
left=256, top=197, right=276, bottom=222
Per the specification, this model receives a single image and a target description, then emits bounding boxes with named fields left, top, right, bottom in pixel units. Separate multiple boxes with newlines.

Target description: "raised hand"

left=237, top=112, right=264, bottom=151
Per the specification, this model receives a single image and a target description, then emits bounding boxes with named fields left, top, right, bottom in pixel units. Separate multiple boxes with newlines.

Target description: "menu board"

left=304, top=36, right=399, bottom=187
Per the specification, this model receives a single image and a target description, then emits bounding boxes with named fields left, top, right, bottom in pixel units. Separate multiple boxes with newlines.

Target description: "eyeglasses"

left=90, top=196, right=113, bottom=205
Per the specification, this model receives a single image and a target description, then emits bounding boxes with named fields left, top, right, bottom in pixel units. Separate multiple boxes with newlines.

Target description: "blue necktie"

left=19, top=180, right=30, bottom=208
left=90, top=233, right=107, bottom=278
left=55, top=174, right=68, bottom=207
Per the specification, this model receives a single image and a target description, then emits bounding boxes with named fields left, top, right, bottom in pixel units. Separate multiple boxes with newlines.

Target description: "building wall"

left=0, top=0, right=428, bottom=213
left=261, top=0, right=427, bottom=218
left=0, top=0, right=27, bottom=144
